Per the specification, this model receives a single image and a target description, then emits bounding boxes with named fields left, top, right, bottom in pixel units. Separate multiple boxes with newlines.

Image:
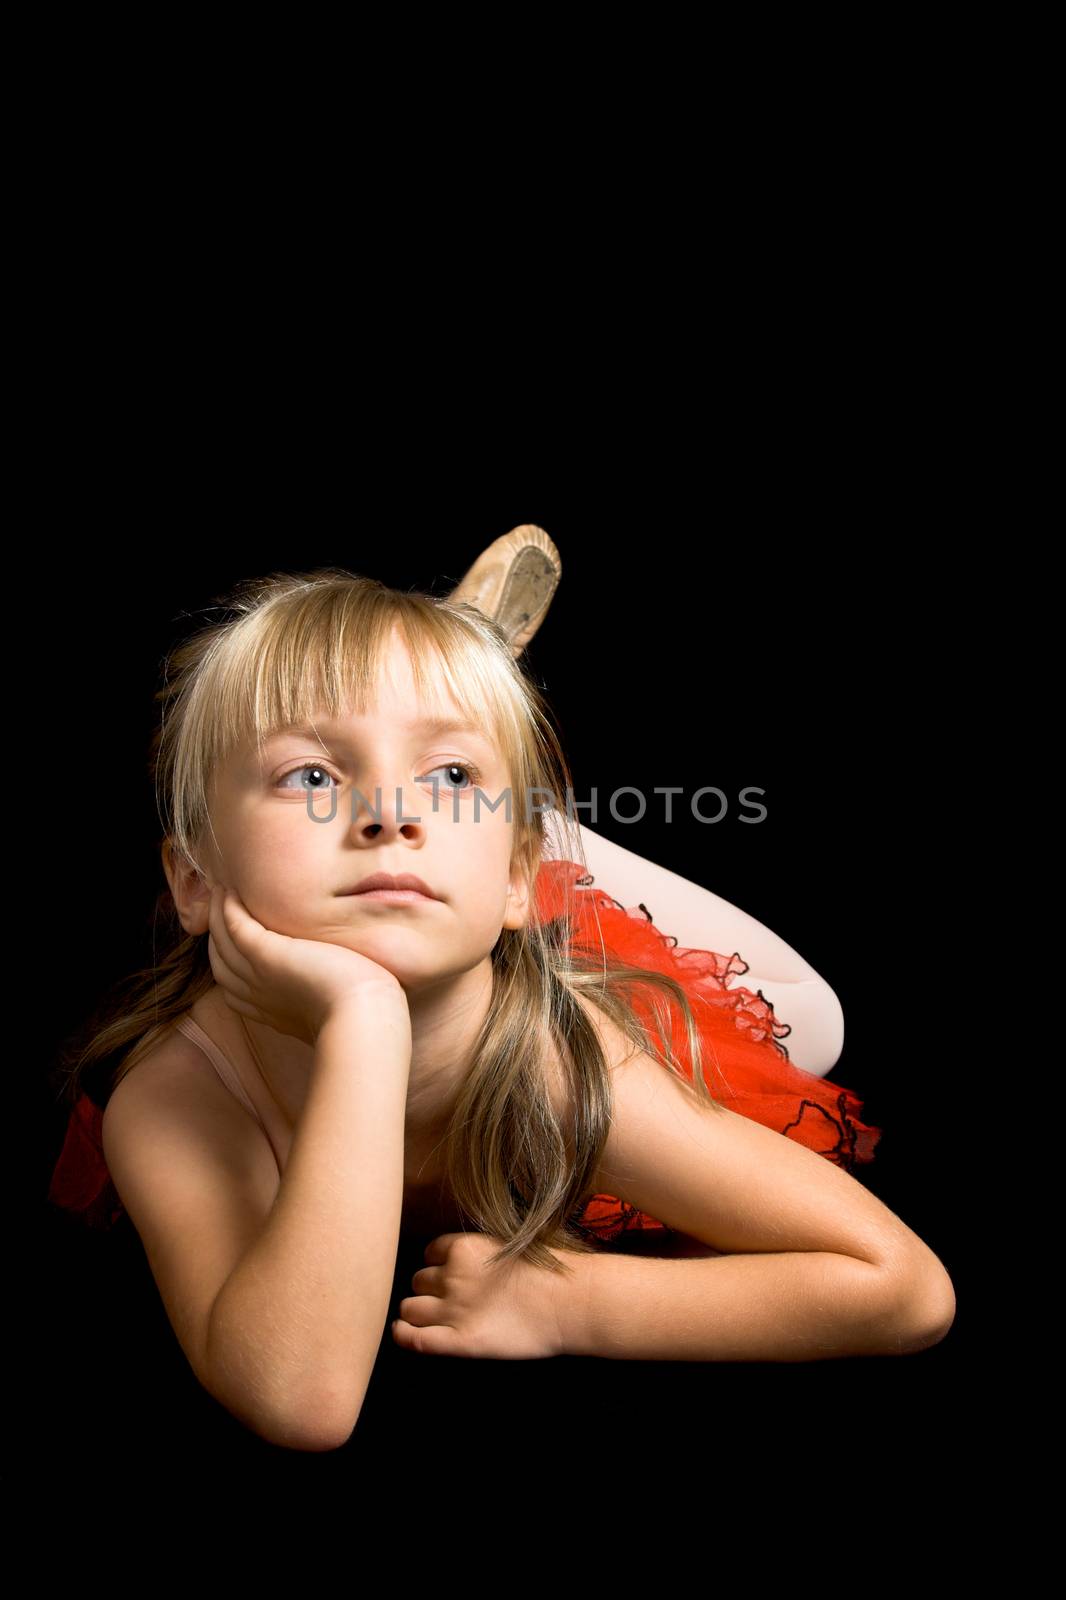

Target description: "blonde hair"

left=50, top=568, right=725, bottom=1274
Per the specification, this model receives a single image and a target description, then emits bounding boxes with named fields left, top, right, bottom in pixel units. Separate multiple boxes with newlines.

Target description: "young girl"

left=46, top=557, right=955, bottom=1453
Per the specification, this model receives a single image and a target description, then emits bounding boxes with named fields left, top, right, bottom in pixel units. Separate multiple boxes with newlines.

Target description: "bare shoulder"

left=103, top=1023, right=281, bottom=1200
left=541, top=991, right=633, bottom=1114
left=569, top=990, right=643, bottom=1072
left=109, top=1025, right=250, bottom=1134
left=549, top=991, right=647, bottom=1200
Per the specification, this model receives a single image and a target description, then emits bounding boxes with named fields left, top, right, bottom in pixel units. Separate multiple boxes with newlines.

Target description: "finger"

left=423, top=1232, right=466, bottom=1264
left=208, top=885, right=257, bottom=985
left=206, top=932, right=254, bottom=1003
left=393, top=1320, right=465, bottom=1357
left=213, top=990, right=272, bottom=1025
left=206, top=894, right=257, bottom=1005
left=396, top=1292, right=450, bottom=1328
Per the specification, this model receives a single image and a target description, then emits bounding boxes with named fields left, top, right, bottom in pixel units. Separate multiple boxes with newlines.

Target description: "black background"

left=33, top=443, right=976, bottom=1516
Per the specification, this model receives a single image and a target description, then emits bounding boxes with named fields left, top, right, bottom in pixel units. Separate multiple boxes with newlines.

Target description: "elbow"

left=266, top=1376, right=366, bottom=1452
left=204, top=1352, right=363, bottom=1453
left=205, top=1312, right=369, bottom=1451
left=885, top=1263, right=957, bottom=1355
left=250, top=1391, right=362, bottom=1453
left=266, top=1412, right=359, bottom=1454
left=203, top=1301, right=371, bottom=1451
left=909, top=1276, right=957, bottom=1352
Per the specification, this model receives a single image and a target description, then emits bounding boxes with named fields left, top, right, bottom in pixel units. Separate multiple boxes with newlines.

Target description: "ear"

left=501, top=855, right=536, bottom=931
left=161, top=837, right=216, bottom=938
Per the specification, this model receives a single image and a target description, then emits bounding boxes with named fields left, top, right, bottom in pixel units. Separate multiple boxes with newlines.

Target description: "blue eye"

left=276, top=760, right=482, bottom=793
left=420, top=762, right=481, bottom=792
left=276, top=763, right=340, bottom=792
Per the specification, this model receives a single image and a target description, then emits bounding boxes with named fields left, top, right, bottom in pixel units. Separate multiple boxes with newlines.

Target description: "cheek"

left=235, top=802, right=328, bottom=865
left=461, top=814, right=513, bottom=869
left=450, top=824, right=512, bottom=903
left=228, top=824, right=318, bottom=902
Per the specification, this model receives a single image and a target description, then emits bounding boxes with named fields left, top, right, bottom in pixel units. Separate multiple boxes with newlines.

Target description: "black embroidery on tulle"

left=754, top=988, right=793, bottom=1052
left=568, top=1197, right=677, bottom=1246
left=781, top=1095, right=861, bottom=1173
left=571, top=864, right=796, bottom=1073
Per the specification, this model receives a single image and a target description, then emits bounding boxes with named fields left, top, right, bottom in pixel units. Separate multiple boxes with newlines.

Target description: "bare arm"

left=555, top=1247, right=950, bottom=1362
left=552, top=1001, right=956, bottom=1362
left=205, top=995, right=412, bottom=1450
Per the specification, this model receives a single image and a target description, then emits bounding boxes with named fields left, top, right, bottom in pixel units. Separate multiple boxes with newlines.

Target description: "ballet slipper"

left=446, top=524, right=562, bottom=657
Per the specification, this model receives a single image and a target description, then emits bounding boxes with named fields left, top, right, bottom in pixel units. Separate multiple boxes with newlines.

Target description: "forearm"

left=556, top=1248, right=939, bottom=1363
left=206, top=998, right=411, bottom=1447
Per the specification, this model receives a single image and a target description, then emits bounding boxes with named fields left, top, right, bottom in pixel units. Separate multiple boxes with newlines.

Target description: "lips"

left=340, top=871, right=441, bottom=900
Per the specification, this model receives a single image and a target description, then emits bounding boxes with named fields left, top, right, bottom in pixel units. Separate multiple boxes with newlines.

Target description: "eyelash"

left=275, top=759, right=484, bottom=794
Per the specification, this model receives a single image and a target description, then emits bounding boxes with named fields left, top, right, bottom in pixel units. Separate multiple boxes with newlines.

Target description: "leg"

left=542, top=811, right=845, bottom=1077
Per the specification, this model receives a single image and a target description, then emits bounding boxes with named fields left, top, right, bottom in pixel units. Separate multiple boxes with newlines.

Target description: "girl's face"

left=198, top=628, right=532, bottom=992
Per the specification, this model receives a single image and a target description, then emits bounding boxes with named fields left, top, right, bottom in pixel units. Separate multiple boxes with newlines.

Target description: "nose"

left=348, top=779, right=428, bottom=842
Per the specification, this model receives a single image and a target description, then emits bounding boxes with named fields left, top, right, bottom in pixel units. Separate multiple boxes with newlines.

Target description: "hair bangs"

left=162, top=574, right=550, bottom=874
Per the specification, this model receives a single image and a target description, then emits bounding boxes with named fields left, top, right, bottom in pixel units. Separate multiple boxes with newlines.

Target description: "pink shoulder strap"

left=174, top=1014, right=269, bottom=1134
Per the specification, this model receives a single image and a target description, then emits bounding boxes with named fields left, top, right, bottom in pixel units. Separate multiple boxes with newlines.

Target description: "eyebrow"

left=264, top=716, right=497, bottom=747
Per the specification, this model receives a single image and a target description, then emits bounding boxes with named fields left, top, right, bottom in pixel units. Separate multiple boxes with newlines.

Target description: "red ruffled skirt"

left=533, top=859, right=882, bottom=1243
left=46, top=858, right=882, bottom=1241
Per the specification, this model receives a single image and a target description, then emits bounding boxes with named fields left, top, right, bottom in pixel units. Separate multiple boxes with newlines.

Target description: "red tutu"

left=47, top=858, right=882, bottom=1242
left=46, top=1086, right=125, bottom=1231
left=532, top=858, right=882, bottom=1243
